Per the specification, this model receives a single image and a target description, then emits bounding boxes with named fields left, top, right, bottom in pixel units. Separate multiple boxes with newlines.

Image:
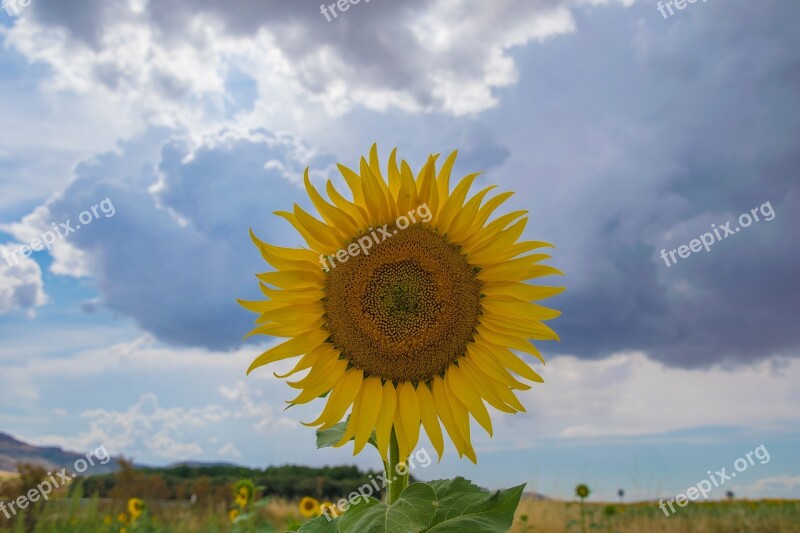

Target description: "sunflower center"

left=324, top=224, right=482, bottom=382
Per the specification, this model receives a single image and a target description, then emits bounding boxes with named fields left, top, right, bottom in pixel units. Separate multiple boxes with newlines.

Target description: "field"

left=1, top=495, right=798, bottom=532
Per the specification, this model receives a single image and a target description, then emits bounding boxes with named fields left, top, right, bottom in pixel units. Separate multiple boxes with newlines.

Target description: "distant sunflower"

left=320, top=501, right=340, bottom=518
left=127, top=498, right=144, bottom=520
left=240, top=146, right=563, bottom=463
left=234, top=479, right=255, bottom=508
left=299, top=496, right=321, bottom=518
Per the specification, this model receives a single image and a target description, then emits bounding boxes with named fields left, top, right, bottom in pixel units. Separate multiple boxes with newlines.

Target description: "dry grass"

left=510, top=498, right=800, bottom=533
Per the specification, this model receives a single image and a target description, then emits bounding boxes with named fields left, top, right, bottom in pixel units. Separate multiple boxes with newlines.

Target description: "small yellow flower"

left=320, top=501, right=340, bottom=518
left=299, top=496, right=321, bottom=518
left=117, top=512, right=128, bottom=524
left=229, top=508, right=240, bottom=522
left=127, top=497, right=145, bottom=520
left=103, top=515, right=112, bottom=525
left=234, top=479, right=256, bottom=509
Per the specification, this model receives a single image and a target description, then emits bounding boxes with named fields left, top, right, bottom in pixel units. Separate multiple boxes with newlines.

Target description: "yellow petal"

left=245, top=319, right=325, bottom=338
left=273, top=344, right=326, bottom=379
left=258, top=284, right=323, bottom=303
left=432, top=375, right=465, bottom=458
left=292, top=204, right=346, bottom=251
left=480, top=315, right=560, bottom=342
left=448, top=185, right=496, bottom=244
left=397, top=382, right=421, bottom=459
left=256, top=270, right=321, bottom=290
left=462, top=210, right=528, bottom=254
left=250, top=229, right=319, bottom=270
left=351, top=377, right=384, bottom=454
left=304, top=170, right=360, bottom=237
left=471, top=191, right=514, bottom=231
left=387, top=148, right=402, bottom=197
left=374, top=381, right=398, bottom=463
left=437, top=172, right=482, bottom=235
left=303, top=368, right=364, bottom=429
left=478, top=344, right=545, bottom=383
left=467, top=343, right=528, bottom=388
left=326, top=180, right=369, bottom=229
left=481, top=282, right=565, bottom=302
left=337, top=163, right=365, bottom=206
left=415, top=155, right=439, bottom=217
left=288, top=349, right=342, bottom=389
left=435, top=151, right=458, bottom=217
left=416, top=383, right=444, bottom=461
left=396, top=160, right=419, bottom=216
left=359, top=157, right=391, bottom=222
left=442, top=377, right=477, bottom=463
left=447, top=365, right=493, bottom=437
left=458, top=356, right=518, bottom=414
left=287, top=358, right=348, bottom=405
left=247, top=330, right=328, bottom=374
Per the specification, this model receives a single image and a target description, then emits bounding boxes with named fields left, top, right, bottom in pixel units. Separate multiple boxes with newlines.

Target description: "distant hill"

left=0, top=432, right=119, bottom=475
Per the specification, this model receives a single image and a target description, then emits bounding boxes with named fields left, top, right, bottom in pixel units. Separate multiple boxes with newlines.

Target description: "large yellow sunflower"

left=240, top=146, right=562, bottom=464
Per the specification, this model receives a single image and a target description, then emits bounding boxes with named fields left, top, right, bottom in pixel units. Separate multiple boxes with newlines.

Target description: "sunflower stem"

left=387, top=428, right=408, bottom=504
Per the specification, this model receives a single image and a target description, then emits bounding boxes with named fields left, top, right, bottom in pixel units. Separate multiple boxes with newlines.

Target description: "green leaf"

left=338, top=483, right=437, bottom=533
left=425, top=477, right=525, bottom=532
left=315, top=418, right=378, bottom=450
left=294, top=514, right=340, bottom=533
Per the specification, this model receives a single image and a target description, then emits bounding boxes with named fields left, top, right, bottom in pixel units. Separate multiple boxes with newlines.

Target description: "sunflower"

left=299, top=496, right=321, bottom=518
left=320, top=501, right=340, bottom=518
left=576, top=484, right=591, bottom=499
left=229, top=508, right=240, bottom=522
left=234, top=479, right=255, bottom=508
left=240, top=146, right=562, bottom=464
left=127, top=497, right=144, bottom=520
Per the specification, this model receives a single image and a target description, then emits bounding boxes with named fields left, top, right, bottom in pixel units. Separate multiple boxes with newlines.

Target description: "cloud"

left=33, top=392, right=213, bottom=460
left=483, top=352, right=800, bottom=450
left=487, top=0, right=800, bottom=366
left=0, top=242, right=47, bottom=316
left=2, top=0, right=636, bottom=124
left=3, top=128, right=331, bottom=350
left=217, top=443, right=243, bottom=459
left=730, top=475, right=800, bottom=499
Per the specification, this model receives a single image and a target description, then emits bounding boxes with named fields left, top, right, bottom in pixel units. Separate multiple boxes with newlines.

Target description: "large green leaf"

left=337, top=483, right=437, bottom=533
left=425, top=477, right=525, bottom=532
left=294, top=514, right=340, bottom=533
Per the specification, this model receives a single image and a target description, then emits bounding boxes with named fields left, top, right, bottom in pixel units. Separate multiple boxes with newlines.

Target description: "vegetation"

left=1, top=463, right=798, bottom=532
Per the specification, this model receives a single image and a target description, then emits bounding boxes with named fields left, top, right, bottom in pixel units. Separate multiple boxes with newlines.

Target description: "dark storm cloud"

left=489, top=0, right=800, bottom=367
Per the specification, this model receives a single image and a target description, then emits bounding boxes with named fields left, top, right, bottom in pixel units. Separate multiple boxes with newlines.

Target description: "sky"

left=0, top=0, right=798, bottom=502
